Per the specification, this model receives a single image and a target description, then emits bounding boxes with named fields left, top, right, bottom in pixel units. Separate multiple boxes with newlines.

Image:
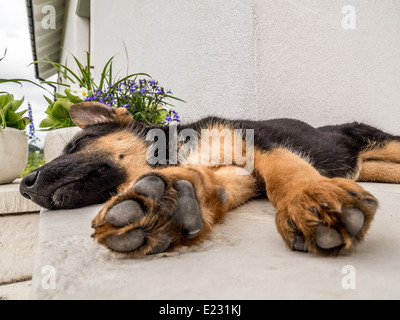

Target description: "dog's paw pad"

left=293, top=234, right=307, bottom=252
left=133, top=176, right=165, bottom=201
left=172, top=180, right=203, bottom=239
left=315, top=225, right=344, bottom=249
left=106, top=229, right=145, bottom=252
left=149, top=236, right=172, bottom=254
left=341, top=208, right=364, bottom=236
left=105, top=200, right=144, bottom=227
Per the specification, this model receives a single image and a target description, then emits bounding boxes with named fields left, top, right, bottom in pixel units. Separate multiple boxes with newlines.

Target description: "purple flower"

left=27, top=102, right=36, bottom=151
left=155, top=87, right=163, bottom=94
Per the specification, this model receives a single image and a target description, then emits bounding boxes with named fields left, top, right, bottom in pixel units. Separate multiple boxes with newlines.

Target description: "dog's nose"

left=20, top=171, right=40, bottom=200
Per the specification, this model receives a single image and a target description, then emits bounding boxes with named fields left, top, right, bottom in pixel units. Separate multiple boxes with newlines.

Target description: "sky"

left=0, top=0, right=53, bottom=146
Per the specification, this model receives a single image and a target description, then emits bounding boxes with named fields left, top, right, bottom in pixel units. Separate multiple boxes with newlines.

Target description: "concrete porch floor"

left=30, top=183, right=400, bottom=300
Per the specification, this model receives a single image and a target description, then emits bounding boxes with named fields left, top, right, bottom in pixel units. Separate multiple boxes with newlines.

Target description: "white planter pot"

left=44, top=127, right=82, bottom=163
left=0, top=127, right=29, bottom=184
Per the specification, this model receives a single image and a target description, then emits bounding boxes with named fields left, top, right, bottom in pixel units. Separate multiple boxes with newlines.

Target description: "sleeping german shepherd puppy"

left=20, top=102, right=400, bottom=257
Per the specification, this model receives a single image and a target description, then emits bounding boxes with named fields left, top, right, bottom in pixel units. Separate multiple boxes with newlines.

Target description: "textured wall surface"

left=91, top=0, right=400, bottom=134
left=91, top=0, right=256, bottom=123
left=254, top=0, right=400, bottom=134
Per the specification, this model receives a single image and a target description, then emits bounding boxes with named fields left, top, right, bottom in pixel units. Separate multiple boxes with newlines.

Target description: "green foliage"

left=0, top=93, right=31, bottom=130
left=39, top=95, right=75, bottom=130
left=37, top=52, right=183, bottom=130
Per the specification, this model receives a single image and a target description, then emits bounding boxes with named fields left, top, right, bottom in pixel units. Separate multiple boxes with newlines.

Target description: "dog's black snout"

left=20, top=171, right=40, bottom=199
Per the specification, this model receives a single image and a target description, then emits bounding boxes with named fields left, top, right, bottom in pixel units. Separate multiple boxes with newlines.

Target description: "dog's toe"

left=149, top=236, right=172, bottom=254
left=315, top=225, right=344, bottom=249
left=293, top=234, right=307, bottom=252
left=106, top=229, right=145, bottom=252
left=133, top=176, right=165, bottom=201
left=341, top=208, right=364, bottom=236
left=172, top=180, right=203, bottom=239
left=105, top=200, right=144, bottom=227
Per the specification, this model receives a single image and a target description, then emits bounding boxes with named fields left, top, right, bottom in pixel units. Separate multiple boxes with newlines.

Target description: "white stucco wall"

left=254, top=0, right=400, bottom=134
left=90, top=0, right=400, bottom=134
left=90, top=0, right=256, bottom=122
left=59, top=0, right=89, bottom=84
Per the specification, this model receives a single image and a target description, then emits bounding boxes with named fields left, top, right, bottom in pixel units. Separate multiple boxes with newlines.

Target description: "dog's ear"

left=70, top=102, right=133, bottom=129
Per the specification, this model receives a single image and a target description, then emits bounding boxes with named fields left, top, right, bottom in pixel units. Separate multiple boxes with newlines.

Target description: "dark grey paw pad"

left=133, top=176, right=165, bottom=201
left=173, top=180, right=203, bottom=239
left=106, top=200, right=144, bottom=227
left=149, top=236, right=171, bottom=254
left=293, top=234, right=307, bottom=252
left=106, top=229, right=145, bottom=252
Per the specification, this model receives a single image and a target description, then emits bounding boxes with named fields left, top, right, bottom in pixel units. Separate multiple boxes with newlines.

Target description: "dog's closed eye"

left=67, top=135, right=94, bottom=154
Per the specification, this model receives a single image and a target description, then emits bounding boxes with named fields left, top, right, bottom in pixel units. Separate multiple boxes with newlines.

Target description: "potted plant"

left=0, top=93, right=31, bottom=184
left=36, top=52, right=184, bottom=162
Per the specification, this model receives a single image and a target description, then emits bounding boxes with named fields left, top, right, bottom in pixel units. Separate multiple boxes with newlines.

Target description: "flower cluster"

left=27, top=102, right=37, bottom=154
left=84, top=79, right=180, bottom=126
left=27, top=102, right=35, bottom=140
left=165, top=109, right=180, bottom=122
left=70, top=84, right=89, bottom=101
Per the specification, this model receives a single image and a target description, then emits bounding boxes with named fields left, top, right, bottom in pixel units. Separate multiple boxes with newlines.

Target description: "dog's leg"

left=91, top=165, right=258, bottom=256
left=254, top=148, right=378, bottom=255
left=358, top=140, right=400, bottom=183
left=358, top=161, right=400, bottom=183
left=360, top=140, right=400, bottom=163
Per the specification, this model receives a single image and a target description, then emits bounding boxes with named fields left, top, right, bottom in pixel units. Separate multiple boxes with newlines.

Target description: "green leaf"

left=53, top=121, right=71, bottom=129
left=7, top=96, right=25, bottom=112
left=44, top=105, right=54, bottom=117
left=41, top=80, right=69, bottom=88
left=15, top=110, right=27, bottom=117
left=31, top=60, right=84, bottom=87
left=99, top=56, right=115, bottom=90
left=54, top=92, right=66, bottom=99
left=0, top=78, right=51, bottom=94
left=52, top=99, right=72, bottom=120
left=165, top=94, right=186, bottom=103
left=5, top=111, right=19, bottom=124
left=64, top=89, right=82, bottom=104
left=72, top=53, right=91, bottom=90
left=43, top=95, right=54, bottom=106
left=0, top=93, right=13, bottom=108
left=39, top=118, right=56, bottom=128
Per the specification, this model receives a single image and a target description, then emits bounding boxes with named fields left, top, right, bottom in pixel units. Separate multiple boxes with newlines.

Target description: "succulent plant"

left=0, top=93, right=30, bottom=130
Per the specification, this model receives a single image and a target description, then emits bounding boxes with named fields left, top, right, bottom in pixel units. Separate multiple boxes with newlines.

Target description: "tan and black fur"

left=20, top=102, right=400, bottom=256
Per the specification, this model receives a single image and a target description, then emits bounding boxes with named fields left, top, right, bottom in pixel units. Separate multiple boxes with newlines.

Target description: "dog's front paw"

left=276, top=178, right=378, bottom=255
left=92, top=175, right=204, bottom=256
